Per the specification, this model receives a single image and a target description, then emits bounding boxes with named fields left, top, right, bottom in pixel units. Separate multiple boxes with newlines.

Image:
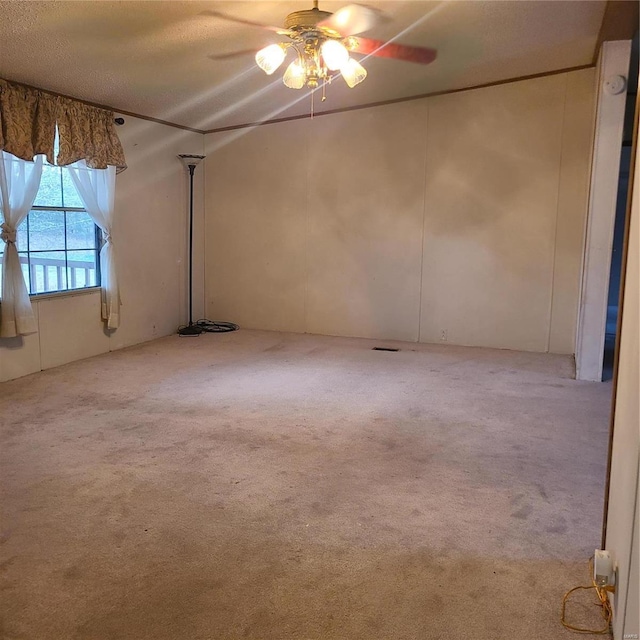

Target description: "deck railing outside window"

left=0, top=251, right=98, bottom=297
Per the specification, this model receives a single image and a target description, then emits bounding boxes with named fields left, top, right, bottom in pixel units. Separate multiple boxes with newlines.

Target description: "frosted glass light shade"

left=341, top=57, right=367, bottom=88
left=321, top=39, right=349, bottom=71
left=255, top=44, right=286, bottom=75
left=283, top=60, right=306, bottom=89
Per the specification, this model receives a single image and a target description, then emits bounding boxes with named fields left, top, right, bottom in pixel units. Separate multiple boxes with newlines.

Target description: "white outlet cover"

left=594, top=549, right=615, bottom=586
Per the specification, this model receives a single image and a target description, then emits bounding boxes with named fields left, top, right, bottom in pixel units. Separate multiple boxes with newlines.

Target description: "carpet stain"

left=536, top=483, right=550, bottom=501
left=511, top=504, right=534, bottom=520
left=0, top=555, right=17, bottom=572
left=264, top=342, right=286, bottom=352
left=545, top=517, right=568, bottom=535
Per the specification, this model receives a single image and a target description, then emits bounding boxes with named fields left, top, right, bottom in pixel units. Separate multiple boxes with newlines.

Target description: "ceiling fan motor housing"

left=284, top=8, right=333, bottom=32
left=283, top=7, right=344, bottom=89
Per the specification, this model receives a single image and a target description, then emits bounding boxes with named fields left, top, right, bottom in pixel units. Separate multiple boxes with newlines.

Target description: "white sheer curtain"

left=67, top=161, right=120, bottom=329
left=0, top=152, right=43, bottom=337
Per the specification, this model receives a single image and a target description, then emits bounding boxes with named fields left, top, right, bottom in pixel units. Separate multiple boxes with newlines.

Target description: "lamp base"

left=178, top=323, right=204, bottom=337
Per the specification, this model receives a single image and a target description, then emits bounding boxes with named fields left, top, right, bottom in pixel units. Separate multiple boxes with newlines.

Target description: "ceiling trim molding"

left=593, top=0, right=639, bottom=64
left=6, top=63, right=596, bottom=137
left=203, top=63, right=595, bottom=135
left=1, top=78, right=206, bottom=135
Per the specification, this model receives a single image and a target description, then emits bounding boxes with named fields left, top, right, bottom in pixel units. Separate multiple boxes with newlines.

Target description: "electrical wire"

left=194, top=319, right=239, bottom=333
left=561, top=558, right=613, bottom=634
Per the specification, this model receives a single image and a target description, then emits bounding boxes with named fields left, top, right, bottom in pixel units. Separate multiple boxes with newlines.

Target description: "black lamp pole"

left=178, top=154, right=205, bottom=336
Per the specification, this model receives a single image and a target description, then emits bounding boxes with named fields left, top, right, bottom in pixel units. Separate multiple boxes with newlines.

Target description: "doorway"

left=602, top=33, right=638, bottom=381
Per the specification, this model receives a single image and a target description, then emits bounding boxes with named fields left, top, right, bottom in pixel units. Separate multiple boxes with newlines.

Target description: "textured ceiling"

left=0, top=1, right=605, bottom=131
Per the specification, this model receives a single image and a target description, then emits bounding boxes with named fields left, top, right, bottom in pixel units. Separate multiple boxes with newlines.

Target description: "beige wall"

left=0, top=68, right=596, bottom=382
left=606, top=130, right=639, bottom=640
left=204, top=68, right=596, bottom=353
left=0, top=115, right=205, bottom=382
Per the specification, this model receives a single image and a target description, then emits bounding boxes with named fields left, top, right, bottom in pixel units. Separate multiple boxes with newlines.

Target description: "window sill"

left=29, top=286, right=101, bottom=302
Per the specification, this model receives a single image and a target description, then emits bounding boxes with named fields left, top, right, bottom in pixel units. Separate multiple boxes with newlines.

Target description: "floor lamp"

left=178, top=154, right=205, bottom=336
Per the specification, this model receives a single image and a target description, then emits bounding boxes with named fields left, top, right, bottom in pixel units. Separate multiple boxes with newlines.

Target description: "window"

left=0, top=161, right=101, bottom=296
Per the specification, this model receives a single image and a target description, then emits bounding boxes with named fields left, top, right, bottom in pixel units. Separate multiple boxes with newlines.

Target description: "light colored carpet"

left=0, top=329, right=613, bottom=639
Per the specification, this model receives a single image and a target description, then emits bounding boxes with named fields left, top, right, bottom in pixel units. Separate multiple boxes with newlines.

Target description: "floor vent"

left=372, top=347, right=400, bottom=352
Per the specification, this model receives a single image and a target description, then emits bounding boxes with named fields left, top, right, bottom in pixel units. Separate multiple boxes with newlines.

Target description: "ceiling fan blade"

left=318, top=4, right=385, bottom=36
left=351, top=37, right=437, bottom=65
left=208, top=49, right=258, bottom=61
left=201, top=10, right=293, bottom=35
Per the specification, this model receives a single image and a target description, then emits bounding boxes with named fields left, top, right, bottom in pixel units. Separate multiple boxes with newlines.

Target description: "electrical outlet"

left=440, top=330, right=447, bottom=342
left=152, top=324, right=157, bottom=337
left=594, top=549, right=615, bottom=588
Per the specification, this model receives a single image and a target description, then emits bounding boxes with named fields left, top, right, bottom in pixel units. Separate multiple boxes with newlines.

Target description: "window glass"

left=28, top=210, right=65, bottom=251
left=67, top=251, right=98, bottom=288
left=60, top=170, right=84, bottom=208
left=0, top=152, right=101, bottom=297
left=33, top=164, right=63, bottom=207
left=66, top=211, right=96, bottom=250
left=29, top=250, right=68, bottom=294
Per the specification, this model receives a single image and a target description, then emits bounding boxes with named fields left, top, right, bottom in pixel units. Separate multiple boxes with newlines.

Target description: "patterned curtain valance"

left=0, top=81, right=57, bottom=164
left=0, top=79, right=127, bottom=172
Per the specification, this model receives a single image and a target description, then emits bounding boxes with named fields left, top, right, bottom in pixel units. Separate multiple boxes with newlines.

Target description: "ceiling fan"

left=204, top=2, right=437, bottom=98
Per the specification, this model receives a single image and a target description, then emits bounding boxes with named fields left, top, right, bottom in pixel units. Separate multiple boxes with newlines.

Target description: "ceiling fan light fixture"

left=206, top=3, right=438, bottom=104
left=283, top=60, right=306, bottom=89
left=255, top=43, right=287, bottom=75
left=341, top=57, right=367, bottom=88
left=321, top=39, right=349, bottom=71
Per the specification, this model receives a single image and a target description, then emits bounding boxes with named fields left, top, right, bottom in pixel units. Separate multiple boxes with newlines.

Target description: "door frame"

left=575, top=40, right=632, bottom=381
